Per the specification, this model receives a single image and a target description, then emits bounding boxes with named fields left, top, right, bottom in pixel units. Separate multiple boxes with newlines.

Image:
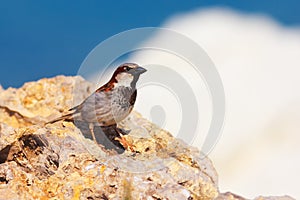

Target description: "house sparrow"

left=48, top=63, right=146, bottom=151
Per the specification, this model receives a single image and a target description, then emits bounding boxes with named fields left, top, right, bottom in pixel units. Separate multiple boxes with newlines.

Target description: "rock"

left=216, top=193, right=295, bottom=200
left=0, top=76, right=295, bottom=200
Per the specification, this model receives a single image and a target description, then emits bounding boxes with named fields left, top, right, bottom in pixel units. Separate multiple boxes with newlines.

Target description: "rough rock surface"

left=0, top=76, right=295, bottom=200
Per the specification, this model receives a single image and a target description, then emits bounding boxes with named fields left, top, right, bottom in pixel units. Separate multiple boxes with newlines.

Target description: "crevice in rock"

left=0, top=145, right=12, bottom=164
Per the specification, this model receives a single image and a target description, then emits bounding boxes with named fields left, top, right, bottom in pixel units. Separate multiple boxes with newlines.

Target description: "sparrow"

left=48, top=63, right=146, bottom=151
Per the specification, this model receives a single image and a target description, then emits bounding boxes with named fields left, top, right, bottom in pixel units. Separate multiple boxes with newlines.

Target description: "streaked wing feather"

left=79, top=91, right=113, bottom=124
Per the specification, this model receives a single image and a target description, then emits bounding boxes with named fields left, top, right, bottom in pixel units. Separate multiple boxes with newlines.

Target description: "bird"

left=48, top=63, right=147, bottom=151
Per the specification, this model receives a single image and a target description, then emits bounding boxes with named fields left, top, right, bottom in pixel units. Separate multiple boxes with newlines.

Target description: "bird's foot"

left=115, top=135, right=135, bottom=152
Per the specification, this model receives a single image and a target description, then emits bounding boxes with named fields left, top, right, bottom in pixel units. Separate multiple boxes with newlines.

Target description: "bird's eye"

left=123, top=66, right=131, bottom=71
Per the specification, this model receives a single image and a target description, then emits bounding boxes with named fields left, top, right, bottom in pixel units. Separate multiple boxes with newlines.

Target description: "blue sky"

left=1, top=0, right=300, bottom=88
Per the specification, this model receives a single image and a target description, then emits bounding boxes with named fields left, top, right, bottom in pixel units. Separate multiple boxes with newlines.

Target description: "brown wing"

left=78, top=90, right=114, bottom=124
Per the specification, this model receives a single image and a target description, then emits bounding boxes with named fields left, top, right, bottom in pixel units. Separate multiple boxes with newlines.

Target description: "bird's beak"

left=134, top=66, right=147, bottom=74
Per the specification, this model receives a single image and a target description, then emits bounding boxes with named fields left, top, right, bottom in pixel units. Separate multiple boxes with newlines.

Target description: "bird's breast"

left=110, top=86, right=136, bottom=122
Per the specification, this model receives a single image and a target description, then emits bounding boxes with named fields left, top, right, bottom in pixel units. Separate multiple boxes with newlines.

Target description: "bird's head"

left=112, top=63, right=147, bottom=88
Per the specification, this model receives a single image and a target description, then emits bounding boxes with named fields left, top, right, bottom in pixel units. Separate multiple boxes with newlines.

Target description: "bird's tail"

left=46, top=112, right=75, bottom=124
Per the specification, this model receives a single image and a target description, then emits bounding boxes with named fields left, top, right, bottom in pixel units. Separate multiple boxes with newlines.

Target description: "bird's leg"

left=88, top=123, right=97, bottom=143
left=115, top=127, right=130, bottom=135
